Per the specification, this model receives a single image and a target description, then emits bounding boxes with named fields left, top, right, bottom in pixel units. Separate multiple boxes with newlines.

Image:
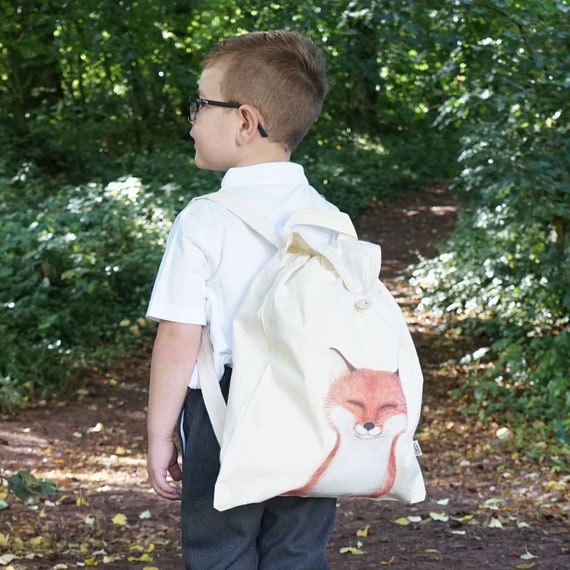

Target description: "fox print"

left=291, top=348, right=408, bottom=498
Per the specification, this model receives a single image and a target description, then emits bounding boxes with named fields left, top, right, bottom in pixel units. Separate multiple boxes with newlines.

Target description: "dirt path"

left=1, top=185, right=568, bottom=569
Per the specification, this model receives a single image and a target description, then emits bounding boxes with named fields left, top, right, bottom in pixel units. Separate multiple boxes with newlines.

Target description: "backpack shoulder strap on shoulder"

left=196, top=192, right=281, bottom=247
left=197, top=192, right=358, bottom=245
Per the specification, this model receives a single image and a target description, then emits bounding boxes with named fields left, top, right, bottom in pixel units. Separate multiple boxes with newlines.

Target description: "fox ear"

left=330, top=347, right=356, bottom=372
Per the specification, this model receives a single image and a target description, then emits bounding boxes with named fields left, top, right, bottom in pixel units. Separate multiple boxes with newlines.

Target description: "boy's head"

left=201, top=30, right=327, bottom=153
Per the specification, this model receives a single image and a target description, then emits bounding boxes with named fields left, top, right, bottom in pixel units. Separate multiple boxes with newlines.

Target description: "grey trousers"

left=179, top=367, right=337, bottom=569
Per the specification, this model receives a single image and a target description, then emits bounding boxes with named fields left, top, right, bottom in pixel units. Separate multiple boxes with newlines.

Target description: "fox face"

left=325, top=349, right=407, bottom=440
left=287, top=348, right=408, bottom=498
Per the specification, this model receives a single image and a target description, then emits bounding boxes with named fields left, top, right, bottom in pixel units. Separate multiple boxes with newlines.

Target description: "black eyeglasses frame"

left=187, top=96, right=269, bottom=138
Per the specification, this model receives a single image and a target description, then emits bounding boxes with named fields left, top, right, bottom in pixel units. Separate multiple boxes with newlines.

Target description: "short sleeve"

left=146, top=211, right=208, bottom=325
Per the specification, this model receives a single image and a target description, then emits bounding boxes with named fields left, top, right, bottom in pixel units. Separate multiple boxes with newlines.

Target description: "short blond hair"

left=203, top=30, right=327, bottom=152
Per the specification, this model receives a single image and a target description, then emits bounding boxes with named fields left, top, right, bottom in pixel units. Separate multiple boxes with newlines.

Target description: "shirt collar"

left=221, top=162, right=307, bottom=189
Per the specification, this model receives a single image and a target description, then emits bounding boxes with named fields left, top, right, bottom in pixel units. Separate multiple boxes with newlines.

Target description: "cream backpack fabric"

left=196, top=192, right=426, bottom=512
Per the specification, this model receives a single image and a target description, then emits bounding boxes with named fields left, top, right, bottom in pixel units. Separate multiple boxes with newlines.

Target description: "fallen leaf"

left=128, top=553, right=153, bottom=562
left=87, top=422, right=104, bottom=434
left=130, top=544, right=145, bottom=552
left=339, top=546, right=366, bottom=555
left=436, top=498, right=450, bottom=506
left=29, top=535, right=49, bottom=548
left=393, top=517, right=411, bottom=525
left=380, top=555, right=395, bottom=565
left=56, top=494, right=69, bottom=505
left=496, top=427, right=511, bottom=440
left=76, top=496, right=90, bottom=507
left=480, top=498, right=504, bottom=510
left=429, top=512, right=449, bottom=522
left=355, top=524, right=370, bottom=537
left=139, top=509, right=152, bottom=519
left=91, top=548, right=108, bottom=557
left=488, top=517, right=503, bottom=528
left=520, top=549, right=538, bottom=560
left=112, top=513, right=128, bottom=525
left=451, top=514, right=474, bottom=522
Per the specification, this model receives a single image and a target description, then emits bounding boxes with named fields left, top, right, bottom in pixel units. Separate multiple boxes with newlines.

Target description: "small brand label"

left=413, top=440, right=423, bottom=457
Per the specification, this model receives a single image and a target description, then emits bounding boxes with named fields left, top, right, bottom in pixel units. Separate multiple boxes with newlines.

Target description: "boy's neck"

left=234, top=141, right=292, bottom=168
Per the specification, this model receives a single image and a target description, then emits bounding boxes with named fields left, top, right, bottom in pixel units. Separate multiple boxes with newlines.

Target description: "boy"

left=146, top=31, right=338, bottom=568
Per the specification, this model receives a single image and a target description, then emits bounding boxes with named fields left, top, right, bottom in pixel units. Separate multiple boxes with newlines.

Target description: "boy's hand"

left=146, top=321, right=202, bottom=500
left=147, top=439, right=182, bottom=500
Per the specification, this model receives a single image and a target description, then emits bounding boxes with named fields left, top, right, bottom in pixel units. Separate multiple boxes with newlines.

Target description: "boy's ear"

left=236, top=105, right=262, bottom=143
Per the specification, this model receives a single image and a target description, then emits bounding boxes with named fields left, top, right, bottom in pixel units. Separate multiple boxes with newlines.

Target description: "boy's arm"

left=147, top=320, right=202, bottom=500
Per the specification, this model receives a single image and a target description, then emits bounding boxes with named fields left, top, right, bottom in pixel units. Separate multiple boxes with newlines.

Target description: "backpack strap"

left=197, top=192, right=358, bottom=245
left=197, top=327, right=227, bottom=445
left=197, top=193, right=282, bottom=247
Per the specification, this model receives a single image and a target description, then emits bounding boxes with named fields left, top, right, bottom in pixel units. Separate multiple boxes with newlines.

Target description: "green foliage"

left=1, top=0, right=459, bottom=185
left=411, top=1, right=570, bottom=434
left=0, top=171, right=209, bottom=411
left=299, top=127, right=455, bottom=214
left=413, top=206, right=569, bottom=431
left=1, top=469, right=57, bottom=502
left=495, top=421, right=570, bottom=471
left=1, top=0, right=567, bottom=449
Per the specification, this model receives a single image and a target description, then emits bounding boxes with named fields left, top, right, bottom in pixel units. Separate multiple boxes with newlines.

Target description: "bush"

left=299, top=126, right=456, bottom=215
left=408, top=1, right=570, bottom=448
left=0, top=173, right=194, bottom=411
left=0, top=469, right=57, bottom=502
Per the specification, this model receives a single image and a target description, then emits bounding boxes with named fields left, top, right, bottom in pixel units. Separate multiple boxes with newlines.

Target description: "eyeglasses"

left=187, top=96, right=269, bottom=137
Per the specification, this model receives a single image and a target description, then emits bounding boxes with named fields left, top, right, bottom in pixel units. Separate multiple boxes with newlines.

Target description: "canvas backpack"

left=196, top=192, right=426, bottom=512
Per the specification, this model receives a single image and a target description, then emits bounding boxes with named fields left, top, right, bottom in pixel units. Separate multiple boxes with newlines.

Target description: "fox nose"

left=363, top=422, right=375, bottom=431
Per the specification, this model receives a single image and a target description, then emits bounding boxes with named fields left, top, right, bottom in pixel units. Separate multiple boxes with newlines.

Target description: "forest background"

left=1, top=0, right=568, bottom=475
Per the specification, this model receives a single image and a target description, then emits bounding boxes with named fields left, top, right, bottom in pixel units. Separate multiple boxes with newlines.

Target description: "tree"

left=412, top=0, right=570, bottom=433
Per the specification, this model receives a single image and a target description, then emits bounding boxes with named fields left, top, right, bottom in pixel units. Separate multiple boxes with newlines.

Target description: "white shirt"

left=147, top=162, right=338, bottom=388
